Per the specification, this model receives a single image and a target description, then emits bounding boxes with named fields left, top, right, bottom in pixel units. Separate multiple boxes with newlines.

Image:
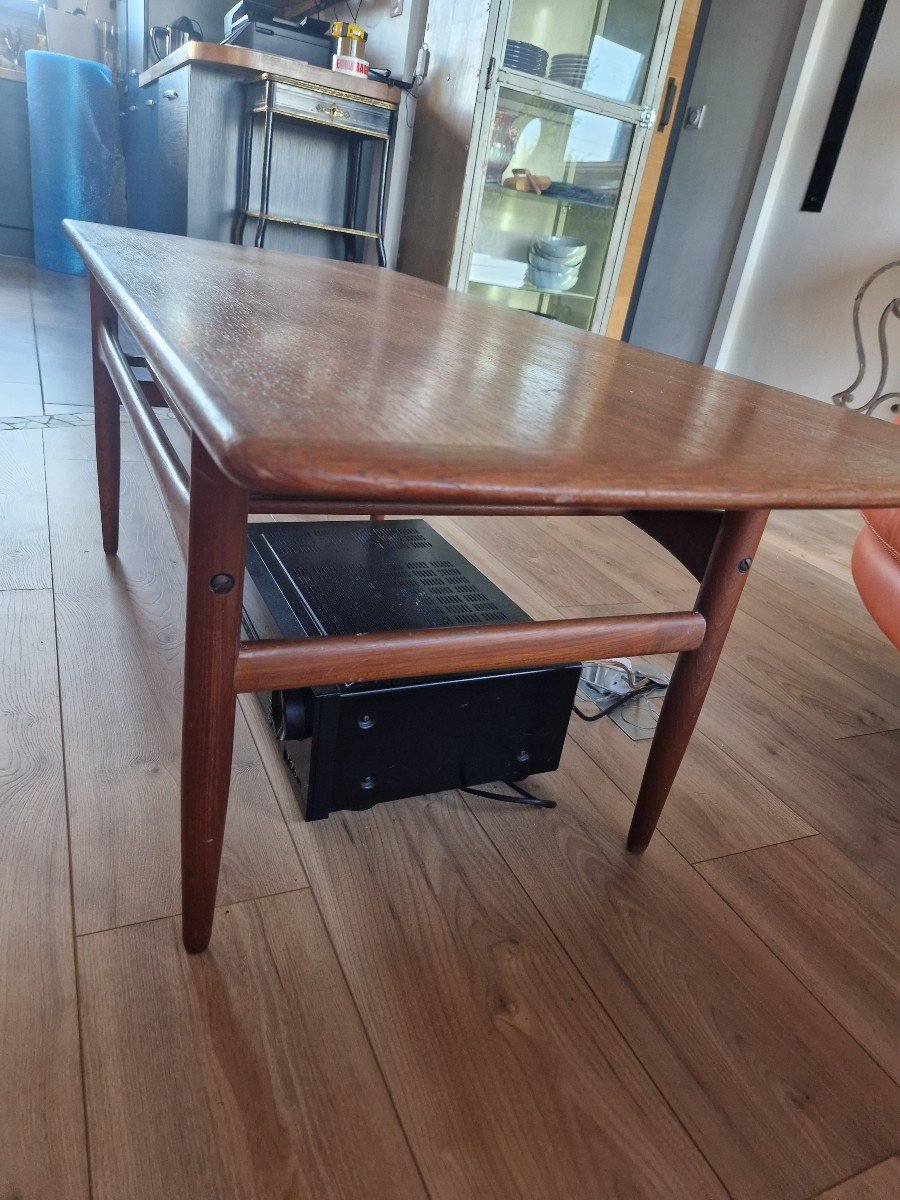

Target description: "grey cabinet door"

left=123, top=72, right=189, bottom=235
left=123, top=77, right=161, bottom=231
left=156, top=69, right=190, bottom=235
left=0, top=78, right=33, bottom=232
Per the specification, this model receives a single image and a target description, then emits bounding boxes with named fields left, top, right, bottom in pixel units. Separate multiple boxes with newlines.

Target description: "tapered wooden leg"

left=89, top=279, right=120, bottom=555
left=181, top=437, right=248, bottom=952
left=627, top=509, right=770, bottom=852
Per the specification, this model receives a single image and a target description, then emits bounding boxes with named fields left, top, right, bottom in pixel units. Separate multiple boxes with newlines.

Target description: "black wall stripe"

left=801, top=0, right=888, bottom=212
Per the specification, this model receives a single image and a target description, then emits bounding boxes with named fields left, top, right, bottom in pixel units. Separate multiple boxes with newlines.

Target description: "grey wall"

left=628, top=0, right=806, bottom=362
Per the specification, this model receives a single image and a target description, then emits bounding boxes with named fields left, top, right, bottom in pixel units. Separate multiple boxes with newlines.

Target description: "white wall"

left=714, top=0, right=900, bottom=410
left=318, top=0, right=428, bottom=266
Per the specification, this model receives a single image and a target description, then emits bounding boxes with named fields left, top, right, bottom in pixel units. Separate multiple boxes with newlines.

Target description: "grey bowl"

left=533, top=235, right=587, bottom=264
left=528, top=263, right=580, bottom=291
left=528, top=248, right=579, bottom=272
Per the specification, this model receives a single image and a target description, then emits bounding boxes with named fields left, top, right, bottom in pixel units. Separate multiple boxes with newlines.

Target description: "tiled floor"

left=0, top=254, right=94, bottom=426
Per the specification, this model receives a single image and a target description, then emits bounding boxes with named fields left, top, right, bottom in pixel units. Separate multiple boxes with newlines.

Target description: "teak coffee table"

left=65, top=221, right=900, bottom=953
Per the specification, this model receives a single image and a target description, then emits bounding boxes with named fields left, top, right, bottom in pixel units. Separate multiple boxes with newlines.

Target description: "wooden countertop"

left=64, top=221, right=900, bottom=509
left=139, top=41, right=401, bottom=106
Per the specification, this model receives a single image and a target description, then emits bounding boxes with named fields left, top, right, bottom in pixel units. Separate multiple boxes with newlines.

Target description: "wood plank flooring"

left=46, top=450, right=305, bottom=934
left=0, top=411, right=898, bottom=1197
left=461, top=742, right=898, bottom=1200
left=814, top=1157, right=900, bottom=1198
left=699, top=837, right=899, bottom=1081
left=78, top=890, right=426, bottom=1200
left=283, top=787, right=724, bottom=1199
left=0, top=587, right=90, bottom=1199
left=0, top=429, right=51, bottom=590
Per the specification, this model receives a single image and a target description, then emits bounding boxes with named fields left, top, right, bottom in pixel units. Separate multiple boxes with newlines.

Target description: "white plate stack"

left=470, top=253, right=528, bottom=289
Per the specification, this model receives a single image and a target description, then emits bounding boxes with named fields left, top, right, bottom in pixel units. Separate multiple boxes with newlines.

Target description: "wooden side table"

left=233, top=73, right=396, bottom=266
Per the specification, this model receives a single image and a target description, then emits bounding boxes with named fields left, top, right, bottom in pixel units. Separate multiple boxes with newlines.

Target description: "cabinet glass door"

left=460, top=0, right=679, bottom=332
left=504, top=0, right=669, bottom=106
left=467, top=87, right=633, bottom=330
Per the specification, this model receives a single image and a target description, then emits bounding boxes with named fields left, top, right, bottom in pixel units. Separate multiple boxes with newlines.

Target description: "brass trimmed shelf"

left=243, top=213, right=380, bottom=239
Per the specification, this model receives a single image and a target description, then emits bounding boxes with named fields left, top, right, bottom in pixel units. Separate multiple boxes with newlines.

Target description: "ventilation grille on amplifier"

left=259, top=522, right=514, bottom=636
left=268, top=523, right=434, bottom=551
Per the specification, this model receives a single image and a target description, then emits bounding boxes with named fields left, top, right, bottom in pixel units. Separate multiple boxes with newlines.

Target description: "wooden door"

left=606, top=0, right=704, bottom=338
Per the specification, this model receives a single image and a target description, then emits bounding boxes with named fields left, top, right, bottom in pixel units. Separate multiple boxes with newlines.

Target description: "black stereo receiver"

left=242, top=520, right=580, bottom=820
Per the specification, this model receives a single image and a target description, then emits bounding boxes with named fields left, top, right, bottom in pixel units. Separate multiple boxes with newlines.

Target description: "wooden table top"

left=139, top=41, right=401, bottom=106
left=66, top=222, right=900, bottom=511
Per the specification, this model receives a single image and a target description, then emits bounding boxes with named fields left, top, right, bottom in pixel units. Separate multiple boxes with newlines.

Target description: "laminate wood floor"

left=1, top=413, right=898, bottom=1195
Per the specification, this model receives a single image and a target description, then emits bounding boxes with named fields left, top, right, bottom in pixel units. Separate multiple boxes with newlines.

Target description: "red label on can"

left=332, top=55, right=369, bottom=77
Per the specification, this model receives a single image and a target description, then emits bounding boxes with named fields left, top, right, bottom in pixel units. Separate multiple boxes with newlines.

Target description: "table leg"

left=254, top=101, right=275, bottom=251
left=627, top=508, right=769, bottom=852
left=343, top=136, right=363, bottom=263
left=89, top=279, right=120, bottom=556
left=181, top=437, right=248, bottom=952
left=375, top=137, right=390, bottom=269
left=232, top=107, right=254, bottom=246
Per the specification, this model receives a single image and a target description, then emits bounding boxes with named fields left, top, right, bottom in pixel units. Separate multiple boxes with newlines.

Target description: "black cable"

left=462, top=781, right=556, bottom=809
left=573, top=681, right=667, bottom=723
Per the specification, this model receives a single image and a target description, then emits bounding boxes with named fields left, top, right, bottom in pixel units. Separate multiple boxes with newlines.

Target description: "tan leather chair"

left=851, top=415, right=900, bottom=648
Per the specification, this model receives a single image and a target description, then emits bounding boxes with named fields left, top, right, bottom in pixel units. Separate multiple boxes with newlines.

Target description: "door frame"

left=619, top=0, right=712, bottom=341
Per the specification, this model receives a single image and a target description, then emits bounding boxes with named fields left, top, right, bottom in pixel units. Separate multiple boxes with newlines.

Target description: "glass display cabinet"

left=399, top=0, right=682, bottom=334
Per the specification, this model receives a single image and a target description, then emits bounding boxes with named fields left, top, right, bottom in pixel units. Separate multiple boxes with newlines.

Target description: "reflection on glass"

left=466, top=88, right=633, bottom=331
left=505, top=0, right=666, bottom=105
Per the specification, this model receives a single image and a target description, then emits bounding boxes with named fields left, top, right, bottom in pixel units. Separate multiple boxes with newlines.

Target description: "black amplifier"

left=222, top=8, right=332, bottom=67
left=242, top=520, right=580, bottom=820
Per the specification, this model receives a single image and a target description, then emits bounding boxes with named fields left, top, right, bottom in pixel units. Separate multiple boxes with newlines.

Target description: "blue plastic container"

left=25, top=51, right=125, bottom=275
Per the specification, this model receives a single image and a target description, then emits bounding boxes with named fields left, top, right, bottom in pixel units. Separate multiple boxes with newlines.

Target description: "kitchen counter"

left=0, top=64, right=26, bottom=83
left=139, top=41, right=401, bottom=107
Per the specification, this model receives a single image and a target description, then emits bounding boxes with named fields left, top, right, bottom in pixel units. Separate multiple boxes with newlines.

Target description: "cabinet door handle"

left=658, top=76, right=677, bottom=131
left=163, top=89, right=179, bottom=100
left=316, top=102, right=350, bottom=120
